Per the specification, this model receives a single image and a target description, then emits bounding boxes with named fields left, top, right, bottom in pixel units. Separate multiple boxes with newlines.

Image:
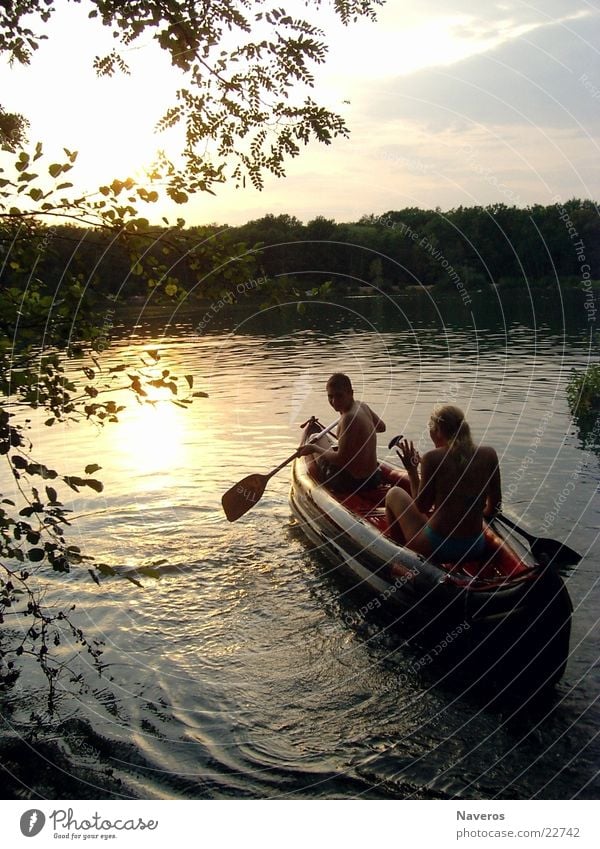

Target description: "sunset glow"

left=0, top=1, right=598, bottom=223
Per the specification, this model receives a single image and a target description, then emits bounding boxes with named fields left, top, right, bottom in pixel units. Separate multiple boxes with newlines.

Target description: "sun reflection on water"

left=114, top=399, right=188, bottom=480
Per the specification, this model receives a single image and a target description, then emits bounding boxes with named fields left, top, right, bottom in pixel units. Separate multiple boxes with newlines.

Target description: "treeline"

left=2, top=200, right=599, bottom=305
left=233, top=200, right=600, bottom=292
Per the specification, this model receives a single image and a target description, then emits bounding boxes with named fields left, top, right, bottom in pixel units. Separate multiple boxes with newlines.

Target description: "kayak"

left=289, top=417, right=573, bottom=689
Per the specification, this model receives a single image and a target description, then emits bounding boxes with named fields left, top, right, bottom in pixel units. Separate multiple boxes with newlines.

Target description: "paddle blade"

left=530, top=538, right=582, bottom=567
left=495, top=513, right=582, bottom=568
left=221, top=473, right=267, bottom=522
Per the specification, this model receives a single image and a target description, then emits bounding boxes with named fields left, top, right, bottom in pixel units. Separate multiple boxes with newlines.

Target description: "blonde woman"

left=385, top=405, right=501, bottom=561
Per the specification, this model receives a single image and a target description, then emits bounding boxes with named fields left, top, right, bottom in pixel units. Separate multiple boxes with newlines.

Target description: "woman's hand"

left=397, top=439, right=421, bottom=474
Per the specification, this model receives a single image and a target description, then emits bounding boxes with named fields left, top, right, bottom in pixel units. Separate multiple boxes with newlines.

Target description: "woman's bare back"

left=425, top=445, right=500, bottom=537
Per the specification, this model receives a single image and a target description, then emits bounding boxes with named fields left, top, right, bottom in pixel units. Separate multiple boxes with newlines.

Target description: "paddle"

left=221, top=418, right=340, bottom=522
left=387, top=434, right=404, bottom=450
left=494, top=512, right=581, bottom=566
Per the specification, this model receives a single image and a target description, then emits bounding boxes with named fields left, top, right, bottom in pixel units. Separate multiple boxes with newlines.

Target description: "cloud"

left=361, top=9, right=600, bottom=132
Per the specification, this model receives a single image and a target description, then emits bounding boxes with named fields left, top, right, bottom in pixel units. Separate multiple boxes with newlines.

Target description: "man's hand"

left=297, top=443, right=320, bottom=457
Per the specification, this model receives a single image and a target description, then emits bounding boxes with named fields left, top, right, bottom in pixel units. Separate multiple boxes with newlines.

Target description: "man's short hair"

left=327, top=373, right=353, bottom=393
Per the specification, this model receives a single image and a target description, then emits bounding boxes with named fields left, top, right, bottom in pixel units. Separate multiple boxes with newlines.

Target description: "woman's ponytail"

left=431, top=404, right=475, bottom=465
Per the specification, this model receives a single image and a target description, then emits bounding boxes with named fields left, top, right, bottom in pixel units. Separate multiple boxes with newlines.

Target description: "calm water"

left=1, top=290, right=599, bottom=800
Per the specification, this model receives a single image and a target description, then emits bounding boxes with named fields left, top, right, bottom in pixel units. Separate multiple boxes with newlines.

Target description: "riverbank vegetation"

left=234, top=202, right=600, bottom=294
left=2, top=203, right=598, bottom=310
left=567, top=365, right=600, bottom=440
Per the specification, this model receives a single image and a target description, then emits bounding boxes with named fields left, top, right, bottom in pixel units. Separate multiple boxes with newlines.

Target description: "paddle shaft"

left=265, top=417, right=340, bottom=480
left=495, top=511, right=581, bottom=565
left=496, top=512, right=537, bottom=544
left=221, top=418, right=339, bottom=521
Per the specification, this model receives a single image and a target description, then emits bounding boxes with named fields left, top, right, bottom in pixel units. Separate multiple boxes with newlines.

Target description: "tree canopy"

left=1, top=0, right=383, bottom=197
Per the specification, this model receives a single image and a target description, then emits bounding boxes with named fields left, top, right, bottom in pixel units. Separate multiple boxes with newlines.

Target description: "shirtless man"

left=298, top=373, right=386, bottom=490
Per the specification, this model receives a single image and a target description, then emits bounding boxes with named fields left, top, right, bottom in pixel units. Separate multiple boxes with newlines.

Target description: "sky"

left=2, top=0, right=600, bottom=225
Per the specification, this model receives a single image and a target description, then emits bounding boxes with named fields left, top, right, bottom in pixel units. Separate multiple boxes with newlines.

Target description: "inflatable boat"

left=289, top=418, right=573, bottom=688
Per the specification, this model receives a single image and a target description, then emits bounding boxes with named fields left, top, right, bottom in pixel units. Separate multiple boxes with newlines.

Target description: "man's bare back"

left=336, top=400, right=384, bottom=478
left=297, top=373, right=385, bottom=484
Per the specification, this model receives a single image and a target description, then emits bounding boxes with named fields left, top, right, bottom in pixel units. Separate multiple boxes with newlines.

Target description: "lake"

left=1, top=288, right=598, bottom=800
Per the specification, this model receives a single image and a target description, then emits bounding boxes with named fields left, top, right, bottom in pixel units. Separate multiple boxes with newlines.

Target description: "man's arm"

left=321, top=417, right=357, bottom=467
left=297, top=416, right=353, bottom=467
left=367, top=404, right=386, bottom=433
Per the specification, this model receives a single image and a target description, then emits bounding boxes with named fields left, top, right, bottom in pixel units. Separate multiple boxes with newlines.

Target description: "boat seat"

left=334, top=463, right=411, bottom=512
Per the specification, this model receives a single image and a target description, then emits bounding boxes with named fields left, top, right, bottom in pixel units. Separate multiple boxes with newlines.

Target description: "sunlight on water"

left=112, top=402, right=189, bottom=479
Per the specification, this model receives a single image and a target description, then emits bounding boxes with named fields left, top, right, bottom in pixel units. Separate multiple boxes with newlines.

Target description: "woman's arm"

left=415, top=451, right=437, bottom=513
left=397, top=439, right=421, bottom=498
left=484, top=449, right=502, bottom=518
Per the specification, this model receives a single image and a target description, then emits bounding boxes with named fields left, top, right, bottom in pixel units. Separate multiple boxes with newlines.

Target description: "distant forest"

left=6, top=200, right=599, bottom=302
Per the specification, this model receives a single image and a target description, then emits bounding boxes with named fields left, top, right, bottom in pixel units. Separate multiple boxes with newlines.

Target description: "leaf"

left=85, top=464, right=102, bottom=475
left=27, top=462, right=57, bottom=479
left=137, top=566, right=161, bottom=579
left=45, top=486, right=58, bottom=504
left=48, top=163, right=63, bottom=178
left=192, top=391, right=209, bottom=398
left=11, top=455, right=28, bottom=469
left=63, top=476, right=83, bottom=492
left=125, top=575, right=144, bottom=588
left=185, top=375, right=194, bottom=389
left=28, top=548, right=45, bottom=562
left=88, top=569, right=101, bottom=586
left=66, top=549, right=83, bottom=564
left=97, top=563, right=117, bottom=577
left=52, top=557, right=70, bottom=573
left=85, top=478, right=104, bottom=493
